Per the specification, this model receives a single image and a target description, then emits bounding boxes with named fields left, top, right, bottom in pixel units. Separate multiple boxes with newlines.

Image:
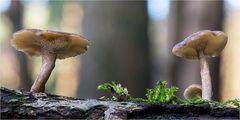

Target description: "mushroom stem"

left=30, top=49, right=57, bottom=92
left=199, top=51, right=212, bottom=100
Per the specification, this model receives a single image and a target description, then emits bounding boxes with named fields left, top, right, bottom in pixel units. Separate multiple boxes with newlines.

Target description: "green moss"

left=145, top=81, right=178, bottom=104
left=178, top=97, right=208, bottom=104
left=223, top=99, right=240, bottom=107
left=179, top=98, right=240, bottom=108
left=97, top=82, right=128, bottom=95
left=97, top=81, right=178, bottom=103
left=128, top=97, right=148, bottom=102
left=97, top=82, right=130, bottom=101
left=97, top=80, right=240, bottom=108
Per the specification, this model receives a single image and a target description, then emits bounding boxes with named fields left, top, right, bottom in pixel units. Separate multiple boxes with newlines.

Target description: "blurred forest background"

left=0, top=0, right=239, bottom=101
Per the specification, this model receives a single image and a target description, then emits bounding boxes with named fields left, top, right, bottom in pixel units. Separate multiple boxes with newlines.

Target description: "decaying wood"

left=0, top=87, right=239, bottom=119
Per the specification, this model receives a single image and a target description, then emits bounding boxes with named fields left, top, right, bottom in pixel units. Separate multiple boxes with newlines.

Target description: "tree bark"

left=1, top=87, right=239, bottom=119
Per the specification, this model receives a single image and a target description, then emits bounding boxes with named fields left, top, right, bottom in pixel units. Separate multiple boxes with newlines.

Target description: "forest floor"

left=1, top=87, right=239, bottom=119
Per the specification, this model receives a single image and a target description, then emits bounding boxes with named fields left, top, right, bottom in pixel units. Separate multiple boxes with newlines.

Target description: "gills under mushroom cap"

left=172, top=30, right=227, bottom=59
left=11, top=29, right=90, bottom=59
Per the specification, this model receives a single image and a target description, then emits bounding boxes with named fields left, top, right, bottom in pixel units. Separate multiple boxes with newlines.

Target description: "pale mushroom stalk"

left=30, top=49, right=57, bottom=92
left=172, top=30, right=227, bottom=100
left=199, top=51, right=212, bottom=100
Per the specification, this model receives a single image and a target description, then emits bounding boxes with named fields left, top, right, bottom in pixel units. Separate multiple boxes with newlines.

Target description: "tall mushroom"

left=172, top=30, right=227, bottom=100
left=11, top=29, right=90, bottom=92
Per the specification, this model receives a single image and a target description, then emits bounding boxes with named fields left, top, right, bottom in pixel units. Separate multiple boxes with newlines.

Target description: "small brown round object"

left=184, top=84, right=202, bottom=99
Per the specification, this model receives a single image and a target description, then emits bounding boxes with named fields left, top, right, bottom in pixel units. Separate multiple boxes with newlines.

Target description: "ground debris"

left=0, top=87, right=239, bottom=119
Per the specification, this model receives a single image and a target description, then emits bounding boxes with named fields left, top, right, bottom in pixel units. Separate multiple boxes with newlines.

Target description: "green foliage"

left=179, top=97, right=208, bottom=104
left=145, top=81, right=178, bottom=104
left=128, top=97, right=148, bottom=102
left=223, top=99, right=240, bottom=107
left=97, top=81, right=240, bottom=108
left=177, top=97, right=240, bottom=108
left=97, top=81, right=179, bottom=103
left=97, top=82, right=129, bottom=101
left=97, top=82, right=129, bottom=95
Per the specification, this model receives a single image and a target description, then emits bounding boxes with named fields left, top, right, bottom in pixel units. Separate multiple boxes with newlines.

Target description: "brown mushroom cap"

left=172, top=30, right=227, bottom=59
left=11, top=29, right=90, bottom=59
left=184, top=84, right=202, bottom=99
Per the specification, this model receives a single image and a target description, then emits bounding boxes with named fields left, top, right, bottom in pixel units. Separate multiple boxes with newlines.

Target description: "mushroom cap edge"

left=172, top=30, right=228, bottom=59
left=11, top=29, right=90, bottom=59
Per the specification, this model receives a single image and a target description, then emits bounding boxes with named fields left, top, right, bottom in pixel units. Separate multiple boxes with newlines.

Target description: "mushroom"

left=11, top=29, right=90, bottom=92
left=172, top=30, right=227, bottom=100
left=184, top=84, right=202, bottom=99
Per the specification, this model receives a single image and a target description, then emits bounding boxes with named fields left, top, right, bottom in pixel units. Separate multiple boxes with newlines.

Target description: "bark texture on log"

left=0, top=87, right=239, bottom=119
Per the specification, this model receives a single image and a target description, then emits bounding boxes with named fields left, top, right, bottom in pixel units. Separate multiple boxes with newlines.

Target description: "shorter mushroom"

left=11, top=29, right=90, bottom=92
left=184, top=84, right=202, bottom=99
left=172, top=30, right=227, bottom=100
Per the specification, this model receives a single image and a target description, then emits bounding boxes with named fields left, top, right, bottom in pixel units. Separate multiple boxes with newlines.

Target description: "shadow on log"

left=0, top=87, right=239, bottom=119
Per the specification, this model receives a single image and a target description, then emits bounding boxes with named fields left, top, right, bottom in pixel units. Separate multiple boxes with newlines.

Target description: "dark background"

left=0, top=0, right=239, bottom=101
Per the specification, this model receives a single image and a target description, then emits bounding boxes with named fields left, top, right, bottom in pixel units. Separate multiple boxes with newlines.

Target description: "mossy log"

left=0, top=87, right=239, bottom=119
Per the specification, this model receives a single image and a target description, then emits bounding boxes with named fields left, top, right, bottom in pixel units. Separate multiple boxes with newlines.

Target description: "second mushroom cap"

left=172, top=30, right=227, bottom=59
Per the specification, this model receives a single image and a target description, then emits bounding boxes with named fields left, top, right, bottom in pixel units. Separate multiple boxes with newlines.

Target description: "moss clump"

left=97, top=81, right=240, bottom=108
left=97, top=82, right=130, bottom=101
left=179, top=97, right=207, bottom=104
left=97, top=80, right=178, bottom=103
left=223, top=99, right=240, bottom=107
left=145, top=81, right=178, bottom=103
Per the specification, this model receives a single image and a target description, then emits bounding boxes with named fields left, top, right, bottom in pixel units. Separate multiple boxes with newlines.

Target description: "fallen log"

left=0, top=87, right=239, bottom=119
